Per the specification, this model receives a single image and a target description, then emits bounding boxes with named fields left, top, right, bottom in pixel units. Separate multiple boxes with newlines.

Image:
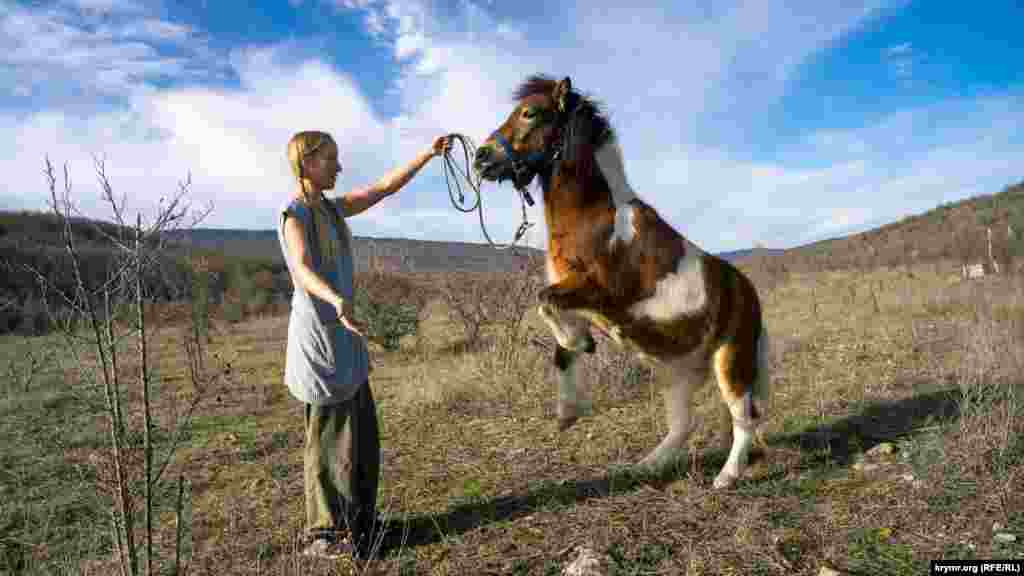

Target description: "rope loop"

left=441, top=133, right=534, bottom=251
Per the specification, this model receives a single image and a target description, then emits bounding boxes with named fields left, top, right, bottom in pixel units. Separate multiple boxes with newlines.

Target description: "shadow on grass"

left=372, top=386, right=963, bottom=556
left=378, top=466, right=656, bottom=553
left=769, top=386, right=961, bottom=466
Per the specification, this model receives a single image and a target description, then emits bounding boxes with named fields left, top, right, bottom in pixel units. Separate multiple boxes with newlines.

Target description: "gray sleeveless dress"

left=278, top=197, right=370, bottom=405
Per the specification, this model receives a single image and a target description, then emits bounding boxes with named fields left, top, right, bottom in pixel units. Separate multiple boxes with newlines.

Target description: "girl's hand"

left=429, top=135, right=452, bottom=158
left=333, top=298, right=367, bottom=338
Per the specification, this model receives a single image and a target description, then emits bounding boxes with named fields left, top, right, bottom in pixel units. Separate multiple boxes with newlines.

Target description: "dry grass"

left=2, top=262, right=1023, bottom=575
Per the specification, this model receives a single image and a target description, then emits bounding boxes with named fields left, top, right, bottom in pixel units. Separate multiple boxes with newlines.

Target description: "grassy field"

left=2, top=259, right=1023, bottom=575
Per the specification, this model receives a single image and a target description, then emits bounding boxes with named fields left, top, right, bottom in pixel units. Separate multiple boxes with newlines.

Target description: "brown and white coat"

left=474, top=75, right=770, bottom=489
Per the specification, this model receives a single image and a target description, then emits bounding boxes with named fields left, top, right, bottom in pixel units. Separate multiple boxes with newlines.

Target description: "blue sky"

left=2, top=0, right=1022, bottom=253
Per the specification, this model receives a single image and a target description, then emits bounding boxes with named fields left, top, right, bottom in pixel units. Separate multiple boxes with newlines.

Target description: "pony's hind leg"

left=636, top=366, right=700, bottom=476
left=711, top=330, right=769, bottom=489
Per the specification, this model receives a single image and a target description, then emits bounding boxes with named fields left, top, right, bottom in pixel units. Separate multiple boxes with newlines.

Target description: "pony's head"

left=474, top=75, right=610, bottom=193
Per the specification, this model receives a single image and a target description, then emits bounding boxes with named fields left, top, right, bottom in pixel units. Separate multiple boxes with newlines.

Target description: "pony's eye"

left=522, top=109, right=537, bottom=119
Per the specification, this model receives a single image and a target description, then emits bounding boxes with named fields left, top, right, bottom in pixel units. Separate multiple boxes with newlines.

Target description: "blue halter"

left=486, top=95, right=581, bottom=205
left=489, top=131, right=549, bottom=171
left=486, top=131, right=558, bottom=207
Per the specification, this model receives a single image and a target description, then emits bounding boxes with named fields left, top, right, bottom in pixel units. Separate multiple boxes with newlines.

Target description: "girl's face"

left=303, top=139, right=341, bottom=192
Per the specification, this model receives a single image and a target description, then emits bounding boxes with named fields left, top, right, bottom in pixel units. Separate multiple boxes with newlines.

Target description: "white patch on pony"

left=628, top=239, right=708, bottom=321
left=608, top=203, right=637, bottom=249
left=715, top=422, right=754, bottom=489
left=636, top=365, right=697, bottom=473
left=594, top=135, right=636, bottom=206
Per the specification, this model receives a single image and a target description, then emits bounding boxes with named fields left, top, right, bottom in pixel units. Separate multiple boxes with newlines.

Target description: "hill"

left=168, top=228, right=545, bottom=274
left=737, top=179, right=1024, bottom=276
left=2, top=177, right=1021, bottom=333
left=167, top=228, right=764, bottom=273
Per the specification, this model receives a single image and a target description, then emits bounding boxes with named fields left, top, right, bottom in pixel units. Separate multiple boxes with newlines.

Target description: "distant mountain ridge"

left=167, top=228, right=547, bottom=273
left=169, top=227, right=761, bottom=273
left=6, top=176, right=1021, bottom=280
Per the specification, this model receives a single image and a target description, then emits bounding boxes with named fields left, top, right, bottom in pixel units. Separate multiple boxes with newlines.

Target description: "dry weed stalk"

left=27, top=156, right=228, bottom=576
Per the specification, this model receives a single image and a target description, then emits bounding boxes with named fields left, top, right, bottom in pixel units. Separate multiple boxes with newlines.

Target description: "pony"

left=472, top=75, right=770, bottom=489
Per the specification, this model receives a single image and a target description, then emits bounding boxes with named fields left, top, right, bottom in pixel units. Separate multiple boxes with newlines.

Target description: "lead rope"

left=440, top=133, right=534, bottom=250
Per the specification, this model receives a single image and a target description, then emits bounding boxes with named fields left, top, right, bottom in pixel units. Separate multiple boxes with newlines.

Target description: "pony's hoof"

left=557, top=415, right=579, bottom=431
left=712, top=472, right=739, bottom=490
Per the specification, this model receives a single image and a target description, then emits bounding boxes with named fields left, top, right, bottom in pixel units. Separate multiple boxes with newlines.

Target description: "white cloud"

left=394, top=31, right=426, bottom=61
left=61, top=0, right=147, bottom=15
left=3, top=0, right=1023, bottom=257
left=0, top=1, right=223, bottom=101
left=0, top=47, right=401, bottom=231
left=337, top=0, right=375, bottom=9
left=494, top=22, right=524, bottom=42
left=125, top=19, right=194, bottom=42
left=886, top=42, right=912, bottom=56
left=363, top=9, right=386, bottom=35
left=884, top=41, right=916, bottom=79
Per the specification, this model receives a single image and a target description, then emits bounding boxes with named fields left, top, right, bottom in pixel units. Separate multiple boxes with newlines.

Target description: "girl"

left=279, top=130, right=450, bottom=560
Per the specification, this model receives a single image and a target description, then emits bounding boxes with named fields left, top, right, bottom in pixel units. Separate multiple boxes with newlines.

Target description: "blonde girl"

left=278, top=130, right=450, bottom=559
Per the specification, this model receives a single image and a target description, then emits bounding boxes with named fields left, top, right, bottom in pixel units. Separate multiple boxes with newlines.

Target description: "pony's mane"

left=513, top=75, right=613, bottom=196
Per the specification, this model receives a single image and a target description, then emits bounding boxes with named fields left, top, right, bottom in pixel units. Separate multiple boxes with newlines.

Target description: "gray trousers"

left=303, top=380, right=380, bottom=556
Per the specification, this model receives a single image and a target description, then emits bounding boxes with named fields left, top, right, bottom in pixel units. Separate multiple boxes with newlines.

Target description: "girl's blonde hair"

left=286, top=130, right=334, bottom=183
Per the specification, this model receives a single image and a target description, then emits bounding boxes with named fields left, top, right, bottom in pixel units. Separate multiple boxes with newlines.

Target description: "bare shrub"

left=438, top=271, right=500, bottom=345
left=942, top=282, right=1024, bottom=524
left=391, top=253, right=546, bottom=414
left=353, top=269, right=435, bottom=350
left=439, top=252, right=544, bottom=349
left=21, top=156, right=231, bottom=575
left=220, top=259, right=275, bottom=323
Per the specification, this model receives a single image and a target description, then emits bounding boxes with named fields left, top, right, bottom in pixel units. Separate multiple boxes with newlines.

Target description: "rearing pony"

left=473, top=75, right=770, bottom=489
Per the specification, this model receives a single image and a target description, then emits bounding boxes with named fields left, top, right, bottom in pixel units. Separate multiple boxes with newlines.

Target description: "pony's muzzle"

left=474, top=144, right=493, bottom=164
left=473, top=145, right=497, bottom=177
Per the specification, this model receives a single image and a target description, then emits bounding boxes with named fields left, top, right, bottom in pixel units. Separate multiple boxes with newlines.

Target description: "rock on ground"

left=562, top=546, right=606, bottom=576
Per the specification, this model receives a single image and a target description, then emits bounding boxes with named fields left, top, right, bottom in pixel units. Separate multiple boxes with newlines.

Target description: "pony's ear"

left=554, top=76, right=572, bottom=112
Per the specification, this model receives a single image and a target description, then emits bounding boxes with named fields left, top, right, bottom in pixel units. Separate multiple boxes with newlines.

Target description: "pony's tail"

left=753, top=326, right=770, bottom=406
left=751, top=325, right=771, bottom=447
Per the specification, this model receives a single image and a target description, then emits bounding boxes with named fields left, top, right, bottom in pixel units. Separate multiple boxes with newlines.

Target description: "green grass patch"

left=939, top=541, right=977, bottom=560
left=926, top=475, right=980, bottom=515
left=847, top=527, right=917, bottom=575
left=765, top=506, right=803, bottom=529
left=185, top=413, right=262, bottom=449
left=605, top=541, right=673, bottom=575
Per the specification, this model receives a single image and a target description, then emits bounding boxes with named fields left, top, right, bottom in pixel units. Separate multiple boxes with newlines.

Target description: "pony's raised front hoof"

left=557, top=415, right=579, bottom=431
left=712, top=471, right=740, bottom=490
